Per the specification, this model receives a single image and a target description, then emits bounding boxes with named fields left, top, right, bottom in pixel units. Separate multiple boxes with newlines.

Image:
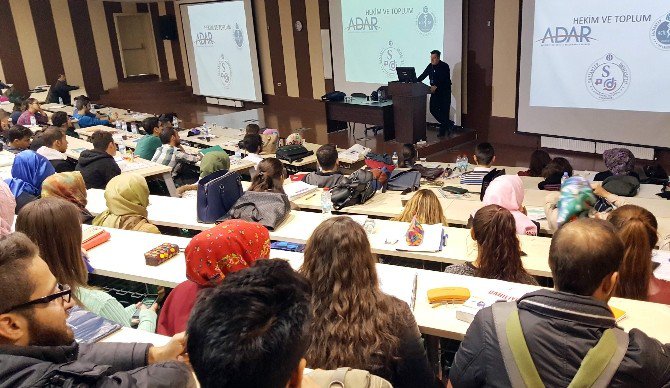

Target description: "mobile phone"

left=132, top=294, right=158, bottom=320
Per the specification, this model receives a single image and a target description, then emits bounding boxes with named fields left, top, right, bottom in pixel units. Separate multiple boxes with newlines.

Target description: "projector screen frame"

left=514, top=0, right=670, bottom=150
left=179, top=0, right=264, bottom=103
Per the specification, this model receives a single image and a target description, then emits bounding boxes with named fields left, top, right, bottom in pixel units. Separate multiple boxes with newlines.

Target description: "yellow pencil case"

left=427, top=287, right=471, bottom=304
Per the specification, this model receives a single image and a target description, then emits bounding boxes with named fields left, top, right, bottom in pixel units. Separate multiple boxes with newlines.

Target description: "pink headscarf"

left=0, top=180, right=16, bottom=236
left=482, top=175, right=538, bottom=236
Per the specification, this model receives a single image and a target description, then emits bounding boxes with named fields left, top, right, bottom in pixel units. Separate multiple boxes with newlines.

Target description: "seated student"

left=4, top=125, right=32, bottom=154
left=28, top=128, right=46, bottom=152
left=301, top=144, right=343, bottom=188
left=151, top=127, right=201, bottom=179
left=518, top=149, right=551, bottom=177
left=445, top=205, right=538, bottom=285
left=608, top=205, right=670, bottom=305
left=594, top=148, right=640, bottom=182
left=300, top=217, right=440, bottom=388
left=0, top=181, right=15, bottom=237
left=16, top=198, right=158, bottom=331
left=46, top=74, right=79, bottom=105
left=5, top=150, right=55, bottom=213
left=538, top=156, right=573, bottom=191
left=158, top=112, right=177, bottom=129
left=451, top=218, right=670, bottom=387
left=401, top=143, right=418, bottom=168
left=240, top=133, right=263, bottom=161
left=0, top=110, right=10, bottom=135
left=188, top=259, right=392, bottom=388
left=16, top=98, right=49, bottom=126
left=93, top=173, right=160, bottom=234
left=41, top=172, right=94, bottom=223
left=460, top=142, right=495, bottom=185
left=50, top=111, right=79, bottom=138
left=75, top=131, right=121, bottom=189
left=391, top=188, right=449, bottom=225
left=245, top=123, right=278, bottom=154
left=249, top=158, right=291, bottom=197
left=0, top=233, right=192, bottom=386
left=35, top=127, right=75, bottom=172
left=134, top=116, right=162, bottom=160
left=72, top=95, right=117, bottom=128
left=157, top=220, right=270, bottom=336
left=176, top=151, right=230, bottom=199
left=482, top=175, right=538, bottom=235
left=9, top=100, right=23, bottom=125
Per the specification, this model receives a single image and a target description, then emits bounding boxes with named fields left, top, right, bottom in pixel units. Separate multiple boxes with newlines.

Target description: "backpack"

left=307, top=368, right=393, bottom=388
left=413, top=164, right=448, bottom=181
left=385, top=170, right=421, bottom=193
left=276, top=145, right=314, bottom=163
left=642, top=164, right=668, bottom=185
left=491, top=302, right=628, bottom=388
left=330, top=170, right=377, bottom=210
left=219, top=191, right=291, bottom=231
left=364, top=153, right=396, bottom=172
left=602, top=175, right=640, bottom=197
left=480, top=168, right=506, bottom=201
left=196, top=170, right=243, bottom=223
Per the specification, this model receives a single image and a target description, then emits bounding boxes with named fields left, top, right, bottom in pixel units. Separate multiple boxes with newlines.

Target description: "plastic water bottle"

left=172, top=116, right=179, bottom=128
left=234, top=146, right=242, bottom=160
left=115, top=120, right=122, bottom=131
left=321, top=188, right=332, bottom=217
left=29, top=115, right=36, bottom=126
left=561, top=171, right=569, bottom=185
left=107, top=107, right=112, bottom=117
left=58, top=97, right=63, bottom=105
left=130, top=123, right=138, bottom=134
left=392, top=152, right=399, bottom=167
left=118, top=141, right=126, bottom=157
left=121, top=121, right=126, bottom=132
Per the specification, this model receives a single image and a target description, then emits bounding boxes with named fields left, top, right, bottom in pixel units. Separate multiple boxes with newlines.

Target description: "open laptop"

left=396, top=67, right=417, bottom=83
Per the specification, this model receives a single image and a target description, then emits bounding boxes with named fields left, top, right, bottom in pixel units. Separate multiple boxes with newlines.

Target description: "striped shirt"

left=459, top=167, right=492, bottom=185
left=151, top=144, right=201, bottom=177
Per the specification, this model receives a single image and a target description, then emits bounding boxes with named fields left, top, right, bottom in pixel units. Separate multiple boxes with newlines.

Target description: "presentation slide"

left=341, top=1, right=444, bottom=84
left=181, top=1, right=262, bottom=102
left=518, top=0, right=670, bottom=147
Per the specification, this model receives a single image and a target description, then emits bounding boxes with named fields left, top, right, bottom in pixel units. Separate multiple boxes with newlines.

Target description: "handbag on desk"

left=220, top=191, right=290, bottom=230
left=276, top=145, right=314, bottom=163
left=197, top=170, right=243, bottom=223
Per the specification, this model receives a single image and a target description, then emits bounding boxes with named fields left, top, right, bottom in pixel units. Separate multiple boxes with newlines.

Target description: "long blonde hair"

left=300, top=217, right=403, bottom=376
left=392, top=189, right=448, bottom=225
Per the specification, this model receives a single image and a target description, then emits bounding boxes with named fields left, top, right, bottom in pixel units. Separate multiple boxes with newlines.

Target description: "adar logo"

left=233, top=23, right=244, bottom=48
left=650, top=12, right=670, bottom=50
left=585, top=53, right=630, bottom=101
left=217, top=54, right=232, bottom=89
left=378, top=41, right=404, bottom=77
left=417, top=6, right=436, bottom=35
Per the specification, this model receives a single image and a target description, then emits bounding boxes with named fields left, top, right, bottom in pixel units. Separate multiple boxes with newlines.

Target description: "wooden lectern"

left=387, top=81, right=430, bottom=143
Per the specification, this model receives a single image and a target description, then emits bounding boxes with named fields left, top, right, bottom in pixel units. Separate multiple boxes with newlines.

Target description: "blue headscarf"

left=4, top=150, right=55, bottom=197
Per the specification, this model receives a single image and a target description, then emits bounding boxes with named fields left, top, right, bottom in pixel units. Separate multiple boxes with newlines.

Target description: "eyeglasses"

left=0, top=283, right=71, bottom=314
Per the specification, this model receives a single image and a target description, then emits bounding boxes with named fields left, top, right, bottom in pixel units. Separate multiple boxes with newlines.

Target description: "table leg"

left=162, top=173, right=178, bottom=197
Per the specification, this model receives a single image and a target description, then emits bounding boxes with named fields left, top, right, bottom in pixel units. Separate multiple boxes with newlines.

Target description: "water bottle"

left=107, top=107, right=112, bottom=117
left=234, top=146, right=242, bottom=160
left=121, top=120, right=126, bottom=132
left=561, top=171, right=569, bottom=185
left=29, top=115, right=36, bottom=126
left=130, top=123, right=138, bottom=134
left=58, top=97, right=63, bottom=105
left=321, top=187, right=332, bottom=216
left=392, top=152, right=399, bottom=167
left=115, top=120, right=122, bottom=131
left=172, top=116, right=179, bottom=128
left=118, top=141, right=126, bottom=157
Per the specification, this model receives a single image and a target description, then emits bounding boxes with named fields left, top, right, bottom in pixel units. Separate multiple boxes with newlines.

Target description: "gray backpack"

left=308, top=368, right=393, bottom=388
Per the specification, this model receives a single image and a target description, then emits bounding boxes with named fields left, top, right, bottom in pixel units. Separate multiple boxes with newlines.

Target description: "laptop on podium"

left=396, top=67, right=417, bottom=83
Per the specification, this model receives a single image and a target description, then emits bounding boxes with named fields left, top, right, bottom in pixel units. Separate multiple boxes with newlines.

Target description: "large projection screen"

left=518, top=0, right=670, bottom=147
left=180, top=0, right=262, bottom=102
left=330, top=1, right=463, bottom=125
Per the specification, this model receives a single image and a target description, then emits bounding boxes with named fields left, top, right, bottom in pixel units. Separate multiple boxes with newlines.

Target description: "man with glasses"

left=0, top=232, right=194, bottom=386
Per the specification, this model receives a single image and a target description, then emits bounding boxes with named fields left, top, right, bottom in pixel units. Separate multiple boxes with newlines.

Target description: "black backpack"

left=276, top=145, right=314, bottom=163
left=385, top=169, right=421, bottom=193
left=330, top=170, right=377, bottom=210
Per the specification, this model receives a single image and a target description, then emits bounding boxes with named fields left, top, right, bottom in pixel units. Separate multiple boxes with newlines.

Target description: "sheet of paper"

left=377, top=265, right=417, bottom=309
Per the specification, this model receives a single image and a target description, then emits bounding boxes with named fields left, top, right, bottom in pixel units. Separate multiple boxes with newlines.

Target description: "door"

left=115, top=13, right=159, bottom=77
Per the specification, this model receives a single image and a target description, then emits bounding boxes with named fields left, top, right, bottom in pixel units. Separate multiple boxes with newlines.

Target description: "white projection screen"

left=330, top=1, right=463, bottom=125
left=518, top=0, right=670, bottom=147
left=180, top=0, right=262, bottom=102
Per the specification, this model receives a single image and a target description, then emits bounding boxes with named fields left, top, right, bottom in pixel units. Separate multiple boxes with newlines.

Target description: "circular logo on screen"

left=650, top=12, right=670, bottom=50
left=217, top=54, right=232, bottom=89
left=378, top=41, right=405, bottom=78
left=417, top=6, right=436, bottom=35
left=585, top=53, right=630, bottom=101
left=233, top=23, right=244, bottom=48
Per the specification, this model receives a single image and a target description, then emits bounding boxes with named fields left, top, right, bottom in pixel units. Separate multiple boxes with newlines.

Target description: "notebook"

left=377, top=265, right=418, bottom=310
left=67, top=306, right=122, bottom=344
left=284, top=181, right=319, bottom=200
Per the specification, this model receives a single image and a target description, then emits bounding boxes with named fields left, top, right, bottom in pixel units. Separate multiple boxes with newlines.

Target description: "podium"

left=388, top=81, right=430, bottom=143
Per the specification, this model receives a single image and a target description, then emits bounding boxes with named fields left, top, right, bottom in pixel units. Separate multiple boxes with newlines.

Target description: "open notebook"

left=284, top=181, right=319, bottom=201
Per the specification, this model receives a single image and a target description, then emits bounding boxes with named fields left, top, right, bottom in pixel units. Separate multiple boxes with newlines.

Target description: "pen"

left=304, top=193, right=317, bottom=200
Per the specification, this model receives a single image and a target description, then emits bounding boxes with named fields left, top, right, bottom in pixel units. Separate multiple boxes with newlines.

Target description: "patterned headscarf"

left=603, top=148, right=635, bottom=176
left=199, top=151, right=230, bottom=179
left=5, top=150, right=55, bottom=197
left=0, top=180, right=15, bottom=236
left=285, top=133, right=304, bottom=146
left=42, top=171, right=88, bottom=210
left=556, top=176, right=597, bottom=228
left=185, top=219, right=271, bottom=286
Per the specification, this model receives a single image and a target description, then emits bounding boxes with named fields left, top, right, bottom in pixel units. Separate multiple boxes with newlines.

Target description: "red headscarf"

left=158, top=220, right=271, bottom=336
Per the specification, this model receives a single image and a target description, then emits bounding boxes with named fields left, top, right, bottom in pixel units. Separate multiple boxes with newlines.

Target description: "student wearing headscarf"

left=4, top=150, right=55, bottom=213
left=481, top=175, right=538, bottom=236
left=543, top=176, right=595, bottom=231
left=41, top=171, right=94, bottom=223
left=92, top=173, right=160, bottom=234
left=0, top=181, right=15, bottom=237
left=157, top=220, right=271, bottom=336
left=175, top=151, right=230, bottom=198
left=594, top=148, right=639, bottom=181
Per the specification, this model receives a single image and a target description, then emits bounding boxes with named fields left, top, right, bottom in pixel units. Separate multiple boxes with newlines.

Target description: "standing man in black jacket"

left=450, top=219, right=670, bottom=387
left=46, top=74, right=79, bottom=105
left=417, top=50, right=454, bottom=137
left=0, top=232, right=194, bottom=387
